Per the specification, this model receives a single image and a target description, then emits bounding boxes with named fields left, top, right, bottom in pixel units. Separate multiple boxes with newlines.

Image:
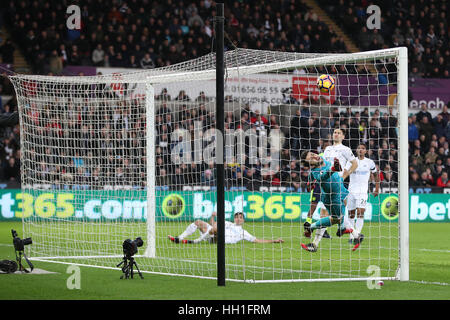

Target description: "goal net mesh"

left=10, top=48, right=402, bottom=282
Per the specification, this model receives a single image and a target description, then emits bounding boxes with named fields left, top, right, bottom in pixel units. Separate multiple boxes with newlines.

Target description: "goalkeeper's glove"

left=306, top=179, right=317, bottom=192
left=331, top=158, right=341, bottom=172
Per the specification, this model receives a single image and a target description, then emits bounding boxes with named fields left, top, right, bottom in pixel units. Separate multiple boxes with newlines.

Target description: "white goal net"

left=10, top=47, right=408, bottom=282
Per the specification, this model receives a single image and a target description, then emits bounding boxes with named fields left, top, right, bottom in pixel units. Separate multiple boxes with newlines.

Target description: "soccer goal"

left=9, top=46, right=408, bottom=283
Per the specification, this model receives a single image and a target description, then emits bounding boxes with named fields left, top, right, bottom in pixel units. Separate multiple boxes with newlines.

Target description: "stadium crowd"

left=1, top=0, right=347, bottom=75
left=0, top=0, right=449, bottom=191
left=155, top=97, right=450, bottom=191
left=323, top=0, right=450, bottom=78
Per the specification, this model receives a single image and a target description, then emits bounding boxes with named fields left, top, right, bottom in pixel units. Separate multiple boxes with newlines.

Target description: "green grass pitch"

left=0, top=221, right=449, bottom=300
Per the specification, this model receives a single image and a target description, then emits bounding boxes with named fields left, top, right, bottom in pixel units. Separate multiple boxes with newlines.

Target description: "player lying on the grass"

left=168, top=212, right=284, bottom=244
left=300, top=150, right=364, bottom=252
left=346, top=143, right=380, bottom=244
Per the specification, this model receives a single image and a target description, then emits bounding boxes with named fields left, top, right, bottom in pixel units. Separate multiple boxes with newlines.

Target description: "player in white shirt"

left=323, top=129, right=358, bottom=180
left=346, top=143, right=380, bottom=244
left=305, top=128, right=358, bottom=246
left=168, top=212, right=284, bottom=244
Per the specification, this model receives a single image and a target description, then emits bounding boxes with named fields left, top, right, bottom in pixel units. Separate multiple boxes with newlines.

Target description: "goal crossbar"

left=9, top=48, right=401, bottom=85
left=148, top=48, right=402, bottom=84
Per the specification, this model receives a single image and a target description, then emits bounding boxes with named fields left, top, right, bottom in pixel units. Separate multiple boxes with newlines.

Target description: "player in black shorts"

left=303, top=180, right=331, bottom=239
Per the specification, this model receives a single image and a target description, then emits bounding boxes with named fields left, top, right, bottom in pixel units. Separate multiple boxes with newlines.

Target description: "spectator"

left=250, top=109, right=268, bottom=134
left=411, top=147, right=424, bottom=166
left=418, top=116, right=434, bottom=145
left=201, top=169, right=215, bottom=186
left=381, top=168, right=397, bottom=190
left=140, top=53, right=155, bottom=69
left=409, top=171, right=421, bottom=187
left=433, top=164, right=444, bottom=182
left=48, top=50, right=63, bottom=74
left=156, top=88, right=171, bottom=101
left=416, top=103, right=433, bottom=123
left=438, top=105, right=449, bottom=125
left=420, top=171, right=434, bottom=187
left=92, top=44, right=105, bottom=66
left=286, top=170, right=301, bottom=190
left=0, top=39, right=15, bottom=64
left=433, top=114, right=446, bottom=138
left=268, top=124, right=285, bottom=155
left=172, top=167, right=186, bottom=187
left=175, top=90, right=190, bottom=102
left=436, top=171, right=450, bottom=187
left=358, top=26, right=371, bottom=50
left=156, top=168, right=171, bottom=186
left=244, top=168, right=260, bottom=190
left=3, top=157, right=19, bottom=181
left=289, top=109, right=301, bottom=151
left=424, top=146, right=439, bottom=166
left=237, top=112, right=251, bottom=131
left=408, top=116, right=419, bottom=143
left=306, top=117, right=320, bottom=150
left=187, top=10, right=204, bottom=28
left=195, top=91, right=210, bottom=103
left=127, top=55, right=139, bottom=68
left=319, top=117, right=332, bottom=141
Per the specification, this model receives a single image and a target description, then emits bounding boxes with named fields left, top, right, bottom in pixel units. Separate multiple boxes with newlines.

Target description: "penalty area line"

left=414, top=248, right=450, bottom=253
left=409, top=280, right=450, bottom=286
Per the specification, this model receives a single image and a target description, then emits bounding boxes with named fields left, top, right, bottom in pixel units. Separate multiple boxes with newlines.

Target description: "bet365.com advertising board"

left=0, top=189, right=448, bottom=222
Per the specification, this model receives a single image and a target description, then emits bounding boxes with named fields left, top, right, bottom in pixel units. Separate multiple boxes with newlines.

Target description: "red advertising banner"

left=292, top=76, right=336, bottom=104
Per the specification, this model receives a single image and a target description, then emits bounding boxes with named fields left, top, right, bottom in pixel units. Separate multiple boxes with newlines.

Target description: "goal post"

left=10, top=46, right=408, bottom=283
left=398, top=46, right=409, bottom=282
left=145, top=83, right=156, bottom=258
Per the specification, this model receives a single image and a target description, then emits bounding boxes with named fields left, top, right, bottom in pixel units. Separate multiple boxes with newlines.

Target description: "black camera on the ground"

left=122, top=237, right=143, bottom=258
left=12, top=229, right=32, bottom=252
left=118, top=237, right=144, bottom=279
left=11, top=229, right=34, bottom=273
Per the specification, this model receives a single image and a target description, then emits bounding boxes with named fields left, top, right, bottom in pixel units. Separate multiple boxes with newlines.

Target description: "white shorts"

left=347, top=193, right=368, bottom=211
left=199, top=231, right=216, bottom=243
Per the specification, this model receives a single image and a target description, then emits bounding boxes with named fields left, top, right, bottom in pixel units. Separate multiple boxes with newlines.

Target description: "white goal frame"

left=143, top=47, right=409, bottom=282
left=12, top=47, right=409, bottom=283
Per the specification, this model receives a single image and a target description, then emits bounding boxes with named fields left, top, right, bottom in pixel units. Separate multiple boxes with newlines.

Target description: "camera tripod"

left=117, top=255, right=143, bottom=279
left=15, top=250, right=33, bottom=273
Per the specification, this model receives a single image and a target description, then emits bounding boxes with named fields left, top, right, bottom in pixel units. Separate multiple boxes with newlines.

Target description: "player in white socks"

left=346, top=143, right=380, bottom=244
left=168, top=212, right=284, bottom=244
left=307, top=128, right=358, bottom=245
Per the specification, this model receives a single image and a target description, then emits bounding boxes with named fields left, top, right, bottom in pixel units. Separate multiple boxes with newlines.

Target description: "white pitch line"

left=414, top=248, right=450, bottom=253
left=410, top=280, right=450, bottom=286
left=0, top=244, right=13, bottom=247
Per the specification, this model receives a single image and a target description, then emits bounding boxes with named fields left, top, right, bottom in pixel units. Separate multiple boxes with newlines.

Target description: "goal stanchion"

left=215, top=2, right=226, bottom=287
left=10, top=47, right=408, bottom=283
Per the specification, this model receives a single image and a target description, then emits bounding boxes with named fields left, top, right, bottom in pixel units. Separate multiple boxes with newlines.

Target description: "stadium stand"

left=0, top=0, right=448, bottom=190
left=322, top=0, right=450, bottom=78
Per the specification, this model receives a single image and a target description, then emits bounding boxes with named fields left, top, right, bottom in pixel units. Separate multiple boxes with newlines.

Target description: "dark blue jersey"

left=309, top=159, right=348, bottom=217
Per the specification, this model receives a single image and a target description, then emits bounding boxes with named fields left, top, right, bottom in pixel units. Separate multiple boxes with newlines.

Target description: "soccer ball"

left=317, top=74, right=335, bottom=93
left=381, top=196, right=399, bottom=218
